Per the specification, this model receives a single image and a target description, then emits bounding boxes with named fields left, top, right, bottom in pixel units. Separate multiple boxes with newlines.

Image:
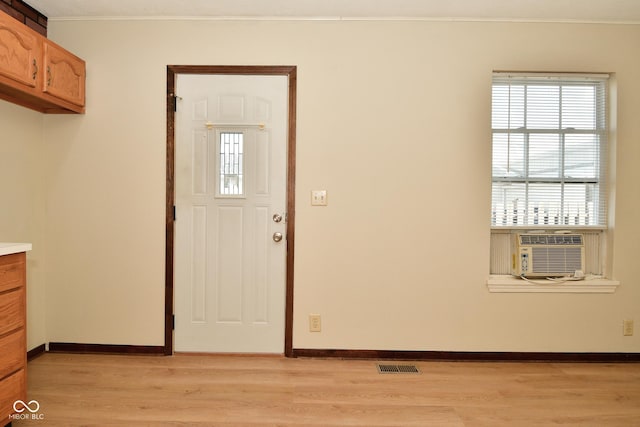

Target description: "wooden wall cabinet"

left=0, top=252, right=27, bottom=423
left=0, top=10, right=85, bottom=114
left=43, top=40, right=86, bottom=107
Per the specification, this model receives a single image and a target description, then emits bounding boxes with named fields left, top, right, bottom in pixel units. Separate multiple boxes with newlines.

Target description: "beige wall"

left=0, top=101, right=46, bottom=351
left=19, top=18, right=640, bottom=351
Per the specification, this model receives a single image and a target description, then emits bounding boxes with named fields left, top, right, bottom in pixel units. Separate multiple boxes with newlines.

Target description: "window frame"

left=215, top=128, right=246, bottom=199
left=487, top=72, right=619, bottom=290
left=490, top=72, right=609, bottom=230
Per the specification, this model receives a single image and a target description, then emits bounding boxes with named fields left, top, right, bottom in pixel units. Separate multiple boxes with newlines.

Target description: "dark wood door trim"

left=165, top=65, right=297, bottom=356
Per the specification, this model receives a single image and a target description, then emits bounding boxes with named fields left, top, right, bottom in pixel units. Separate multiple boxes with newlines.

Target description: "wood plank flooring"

left=11, top=353, right=640, bottom=426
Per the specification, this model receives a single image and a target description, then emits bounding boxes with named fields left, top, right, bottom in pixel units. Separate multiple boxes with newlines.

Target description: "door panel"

left=191, top=205, right=207, bottom=323
left=175, top=74, right=288, bottom=353
left=216, top=206, right=243, bottom=322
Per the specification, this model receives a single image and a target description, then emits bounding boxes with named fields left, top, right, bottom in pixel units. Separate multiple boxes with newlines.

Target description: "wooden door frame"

left=165, top=65, right=297, bottom=356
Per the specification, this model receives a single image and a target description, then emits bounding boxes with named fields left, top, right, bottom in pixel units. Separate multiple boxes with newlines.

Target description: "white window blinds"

left=491, top=73, right=609, bottom=227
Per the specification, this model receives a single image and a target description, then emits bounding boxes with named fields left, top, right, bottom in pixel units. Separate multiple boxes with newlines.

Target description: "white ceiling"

left=24, top=0, right=640, bottom=23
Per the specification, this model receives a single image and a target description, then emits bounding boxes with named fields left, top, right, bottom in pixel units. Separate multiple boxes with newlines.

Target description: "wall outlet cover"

left=309, top=314, right=321, bottom=332
left=311, top=190, right=327, bottom=206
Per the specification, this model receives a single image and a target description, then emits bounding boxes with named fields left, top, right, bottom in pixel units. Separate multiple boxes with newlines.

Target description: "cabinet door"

left=0, top=287, right=24, bottom=336
left=0, top=252, right=26, bottom=293
left=0, top=331, right=25, bottom=379
left=0, top=12, right=40, bottom=88
left=0, top=369, right=26, bottom=422
left=43, top=40, right=85, bottom=106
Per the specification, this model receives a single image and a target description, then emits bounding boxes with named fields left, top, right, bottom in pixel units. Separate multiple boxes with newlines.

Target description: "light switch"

left=311, top=190, right=328, bottom=206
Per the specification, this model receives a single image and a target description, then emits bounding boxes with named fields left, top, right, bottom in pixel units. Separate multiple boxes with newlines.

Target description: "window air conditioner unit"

left=511, top=233, right=585, bottom=278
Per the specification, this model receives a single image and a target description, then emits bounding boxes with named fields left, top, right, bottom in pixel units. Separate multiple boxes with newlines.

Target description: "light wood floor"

left=12, top=352, right=640, bottom=426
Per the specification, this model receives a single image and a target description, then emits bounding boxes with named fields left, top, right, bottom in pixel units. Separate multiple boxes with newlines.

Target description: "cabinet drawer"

left=0, top=253, right=25, bottom=293
left=0, top=287, right=25, bottom=336
left=0, top=369, right=26, bottom=421
left=0, top=330, right=25, bottom=379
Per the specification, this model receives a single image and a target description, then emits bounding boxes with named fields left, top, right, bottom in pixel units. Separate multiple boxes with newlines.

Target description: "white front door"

left=174, top=74, right=288, bottom=353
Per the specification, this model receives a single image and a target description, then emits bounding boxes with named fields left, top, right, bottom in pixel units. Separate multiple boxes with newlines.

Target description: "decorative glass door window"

left=217, top=131, right=244, bottom=196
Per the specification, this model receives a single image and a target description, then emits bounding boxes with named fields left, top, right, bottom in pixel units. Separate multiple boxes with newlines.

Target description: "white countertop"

left=0, top=243, right=32, bottom=256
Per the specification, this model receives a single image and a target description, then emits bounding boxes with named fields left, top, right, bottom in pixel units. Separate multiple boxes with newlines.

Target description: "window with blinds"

left=491, top=73, right=609, bottom=228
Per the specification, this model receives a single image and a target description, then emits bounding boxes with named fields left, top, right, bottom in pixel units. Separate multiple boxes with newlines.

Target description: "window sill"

left=487, top=275, right=620, bottom=293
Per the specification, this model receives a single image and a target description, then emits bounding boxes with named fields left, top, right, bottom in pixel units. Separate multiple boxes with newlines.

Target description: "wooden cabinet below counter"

left=0, top=10, right=85, bottom=114
left=0, top=252, right=27, bottom=423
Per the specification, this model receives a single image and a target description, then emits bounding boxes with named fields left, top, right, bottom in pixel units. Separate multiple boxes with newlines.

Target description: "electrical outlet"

left=623, top=319, right=634, bottom=336
left=309, top=314, right=321, bottom=332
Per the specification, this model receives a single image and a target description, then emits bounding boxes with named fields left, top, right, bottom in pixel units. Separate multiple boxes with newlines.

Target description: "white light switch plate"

left=311, top=190, right=327, bottom=206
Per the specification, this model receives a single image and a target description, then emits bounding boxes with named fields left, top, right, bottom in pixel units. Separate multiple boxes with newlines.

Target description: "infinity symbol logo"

left=13, top=400, right=40, bottom=413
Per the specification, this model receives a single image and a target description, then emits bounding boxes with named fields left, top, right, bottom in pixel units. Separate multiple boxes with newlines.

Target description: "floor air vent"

left=376, top=364, right=420, bottom=374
